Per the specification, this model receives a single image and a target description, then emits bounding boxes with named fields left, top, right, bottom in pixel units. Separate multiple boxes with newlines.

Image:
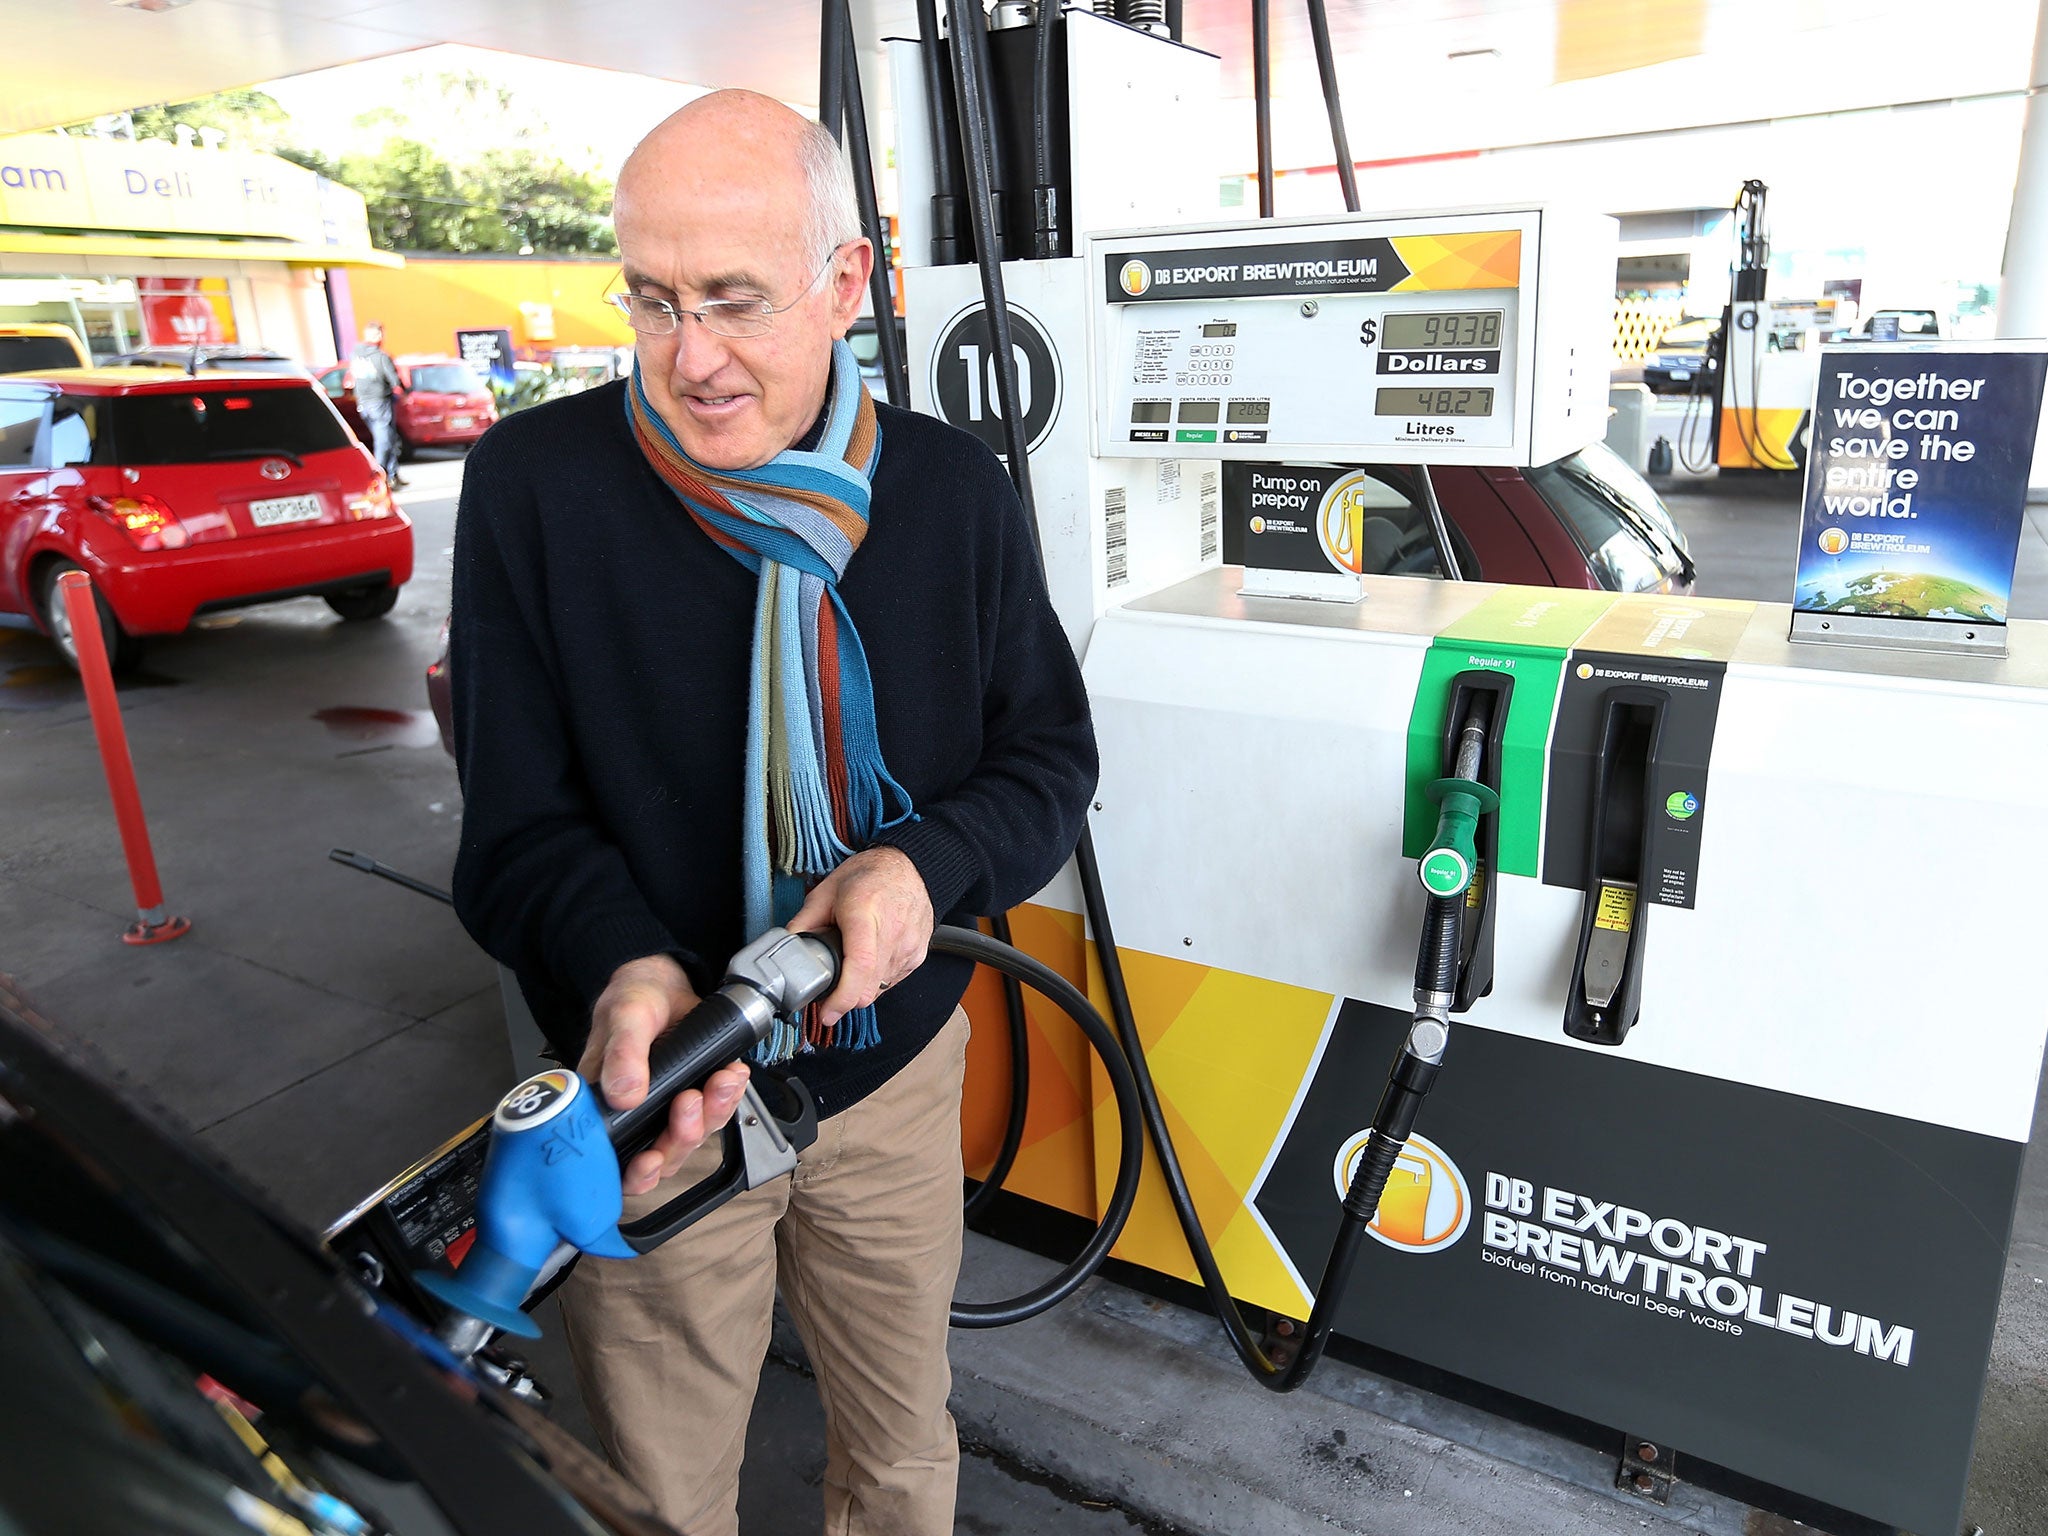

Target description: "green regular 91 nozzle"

left=1418, top=775, right=1500, bottom=899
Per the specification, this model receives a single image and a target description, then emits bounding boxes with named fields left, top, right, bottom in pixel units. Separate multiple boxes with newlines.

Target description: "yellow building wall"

left=347, top=256, right=631, bottom=357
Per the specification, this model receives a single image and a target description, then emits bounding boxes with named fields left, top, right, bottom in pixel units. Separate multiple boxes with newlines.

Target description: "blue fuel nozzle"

left=415, top=1069, right=634, bottom=1337
left=415, top=927, right=840, bottom=1344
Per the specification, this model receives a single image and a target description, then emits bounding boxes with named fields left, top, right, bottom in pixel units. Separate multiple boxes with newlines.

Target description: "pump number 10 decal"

left=930, top=303, right=1063, bottom=460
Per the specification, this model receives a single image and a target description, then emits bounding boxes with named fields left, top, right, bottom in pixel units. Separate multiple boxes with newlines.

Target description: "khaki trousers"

left=560, top=1009, right=968, bottom=1536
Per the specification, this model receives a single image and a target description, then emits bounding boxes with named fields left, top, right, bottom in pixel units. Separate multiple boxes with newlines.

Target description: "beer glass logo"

left=1333, top=1131, right=1472, bottom=1253
left=1119, top=259, right=1152, bottom=296
left=1576, top=663, right=1594, bottom=680
left=1316, top=470, right=1374, bottom=575
left=1818, top=527, right=1849, bottom=556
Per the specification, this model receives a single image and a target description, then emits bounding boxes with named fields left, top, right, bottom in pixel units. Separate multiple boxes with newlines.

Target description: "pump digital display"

left=1376, top=387, right=1496, bottom=417
left=1381, top=311, right=1504, bottom=350
left=1178, top=400, right=1221, bottom=424
left=1131, top=400, right=1172, bottom=423
left=1201, top=322, right=1238, bottom=338
left=1226, top=400, right=1271, bottom=424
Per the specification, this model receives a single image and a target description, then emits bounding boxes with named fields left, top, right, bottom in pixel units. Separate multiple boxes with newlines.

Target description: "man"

left=349, top=321, right=405, bottom=487
left=448, top=91, right=1096, bottom=1536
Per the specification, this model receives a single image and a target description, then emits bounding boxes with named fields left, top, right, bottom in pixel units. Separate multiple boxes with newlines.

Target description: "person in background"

left=349, top=321, right=406, bottom=488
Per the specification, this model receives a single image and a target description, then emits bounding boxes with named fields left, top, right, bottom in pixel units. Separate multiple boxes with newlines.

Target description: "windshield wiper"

left=1561, top=465, right=1696, bottom=584
left=204, top=447, right=306, bottom=468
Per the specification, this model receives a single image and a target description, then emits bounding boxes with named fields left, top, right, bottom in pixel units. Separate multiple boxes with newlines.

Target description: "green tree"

left=73, top=88, right=295, bottom=152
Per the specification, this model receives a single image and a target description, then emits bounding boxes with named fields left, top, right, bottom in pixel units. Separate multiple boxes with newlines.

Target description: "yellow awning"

left=0, top=230, right=403, bottom=270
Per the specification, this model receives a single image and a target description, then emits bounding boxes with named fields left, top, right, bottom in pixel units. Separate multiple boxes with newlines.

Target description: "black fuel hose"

left=835, top=3, right=912, bottom=406
left=944, top=0, right=1041, bottom=538
left=1252, top=0, right=1276, bottom=217
left=915, top=0, right=965, bottom=265
left=818, top=0, right=848, bottom=147
left=963, top=910, right=1031, bottom=1223
left=959, top=0, right=1011, bottom=259
left=934, top=924, right=1143, bottom=1327
left=1304, top=0, right=1360, bottom=213
left=1031, top=0, right=1060, bottom=258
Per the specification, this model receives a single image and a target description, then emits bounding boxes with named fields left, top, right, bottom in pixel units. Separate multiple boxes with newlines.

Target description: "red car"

left=0, top=369, right=413, bottom=671
left=318, top=355, right=498, bottom=456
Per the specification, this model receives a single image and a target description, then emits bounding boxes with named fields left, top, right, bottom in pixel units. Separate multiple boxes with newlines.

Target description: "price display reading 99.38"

left=1380, top=311, right=1503, bottom=349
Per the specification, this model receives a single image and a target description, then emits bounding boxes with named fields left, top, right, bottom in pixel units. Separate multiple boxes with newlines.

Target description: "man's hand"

left=787, top=846, right=934, bottom=1029
left=581, top=954, right=750, bottom=1197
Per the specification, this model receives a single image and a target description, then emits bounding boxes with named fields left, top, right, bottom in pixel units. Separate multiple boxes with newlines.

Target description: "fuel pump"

left=1676, top=180, right=1838, bottom=476
left=904, top=0, right=1581, bottom=1394
left=887, top=11, right=2048, bottom=1535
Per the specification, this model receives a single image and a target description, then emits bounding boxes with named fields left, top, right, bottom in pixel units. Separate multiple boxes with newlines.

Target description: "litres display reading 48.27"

left=1375, top=387, right=1496, bottom=418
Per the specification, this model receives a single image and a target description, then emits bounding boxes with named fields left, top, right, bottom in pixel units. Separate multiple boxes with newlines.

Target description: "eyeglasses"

left=609, top=247, right=844, bottom=339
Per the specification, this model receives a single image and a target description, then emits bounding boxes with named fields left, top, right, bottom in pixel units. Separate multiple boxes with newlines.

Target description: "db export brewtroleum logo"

left=1118, top=259, right=1152, bottom=296
left=1314, top=470, right=1376, bottom=575
left=1333, top=1131, right=1472, bottom=1253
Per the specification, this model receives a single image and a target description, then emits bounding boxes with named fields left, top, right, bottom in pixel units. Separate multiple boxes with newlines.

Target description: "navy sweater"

left=448, top=382, right=1096, bottom=1117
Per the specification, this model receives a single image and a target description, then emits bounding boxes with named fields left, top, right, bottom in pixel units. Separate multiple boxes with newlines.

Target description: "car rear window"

left=0, top=336, right=84, bottom=374
left=408, top=363, right=483, bottom=394
left=0, top=395, right=42, bottom=466
left=107, top=386, right=351, bottom=465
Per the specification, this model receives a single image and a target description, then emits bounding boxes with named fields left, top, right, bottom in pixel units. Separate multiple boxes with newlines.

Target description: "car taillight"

left=88, top=493, right=189, bottom=551
left=347, top=477, right=396, bottom=520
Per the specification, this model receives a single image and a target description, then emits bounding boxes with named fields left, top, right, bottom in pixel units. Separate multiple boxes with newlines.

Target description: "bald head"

left=617, top=90, right=860, bottom=273
left=610, top=89, right=874, bottom=471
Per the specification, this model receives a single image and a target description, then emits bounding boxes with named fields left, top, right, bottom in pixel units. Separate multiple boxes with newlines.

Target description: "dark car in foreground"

left=0, top=974, right=680, bottom=1536
left=0, top=369, right=411, bottom=671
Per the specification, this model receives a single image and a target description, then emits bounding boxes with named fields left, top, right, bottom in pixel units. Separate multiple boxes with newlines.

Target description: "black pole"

left=839, top=6, right=912, bottom=407
left=1304, top=0, right=1359, bottom=213
left=1165, top=0, right=1183, bottom=41
left=819, top=0, right=848, bottom=140
left=1252, top=0, right=1276, bottom=217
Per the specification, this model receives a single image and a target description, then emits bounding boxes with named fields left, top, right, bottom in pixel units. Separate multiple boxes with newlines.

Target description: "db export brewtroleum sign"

left=1252, top=997, right=2015, bottom=1535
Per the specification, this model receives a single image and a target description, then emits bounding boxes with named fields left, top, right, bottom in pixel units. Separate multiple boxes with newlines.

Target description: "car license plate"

left=449, top=414, right=474, bottom=430
left=248, top=494, right=323, bottom=527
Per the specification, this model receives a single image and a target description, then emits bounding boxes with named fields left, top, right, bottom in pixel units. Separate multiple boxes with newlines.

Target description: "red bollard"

left=58, top=570, right=190, bottom=946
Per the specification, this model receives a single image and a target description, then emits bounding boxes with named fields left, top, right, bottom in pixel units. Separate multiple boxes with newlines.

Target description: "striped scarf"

left=625, top=339, right=912, bottom=1059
